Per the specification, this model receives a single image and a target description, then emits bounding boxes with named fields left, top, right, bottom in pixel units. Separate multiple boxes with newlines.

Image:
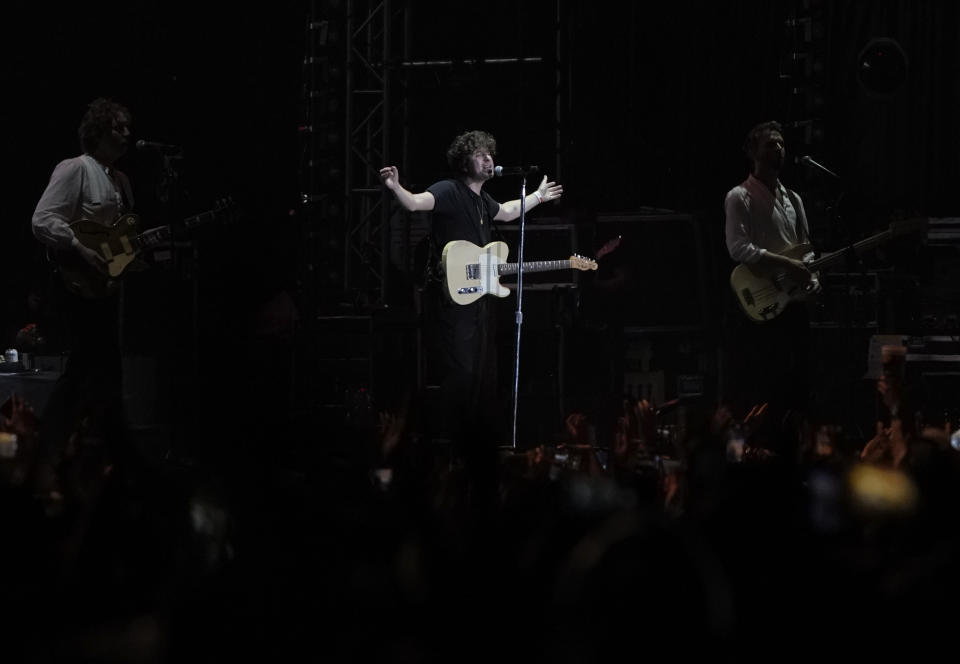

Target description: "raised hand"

left=536, top=175, right=563, bottom=203
left=379, top=166, right=400, bottom=191
left=377, top=409, right=406, bottom=459
left=633, top=399, right=656, bottom=447
left=1, top=393, right=38, bottom=438
left=565, top=412, right=591, bottom=445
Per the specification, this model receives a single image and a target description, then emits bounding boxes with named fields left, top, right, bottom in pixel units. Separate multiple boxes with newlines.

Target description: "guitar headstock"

left=595, top=235, right=622, bottom=260
left=570, top=254, right=598, bottom=271
left=183, top=195, right=239, bottom=230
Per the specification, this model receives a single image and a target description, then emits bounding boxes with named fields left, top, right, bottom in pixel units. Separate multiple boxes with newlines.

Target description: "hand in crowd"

left=917, top=420, right=954, bottom=450
left=710, top=404, right=733, bottom=437
left=876, top=373, right=903, bottom=413
left=377, top=409, right=406, bottom=460
left=613, top=415, right=633, bottom=464
left=1, top=393, right=38, bottom=438
left=620, top=399, right=655, bottom=447
left=742, top=402, right=768, bottom=443
left=635, top=399, right=656, bottom=444
left=565, top=412, right=591, bottom=446
left=861, top=419, right=909, bottom=468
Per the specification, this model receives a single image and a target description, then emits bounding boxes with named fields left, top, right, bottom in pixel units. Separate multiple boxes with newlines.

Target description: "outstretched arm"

left=379, top=166, right=435, bottom=212
left=494, top=175, right=563, bottom=222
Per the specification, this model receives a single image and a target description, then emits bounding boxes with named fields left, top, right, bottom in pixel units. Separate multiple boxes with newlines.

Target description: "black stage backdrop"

left=1, top=0, right=958, bottom=414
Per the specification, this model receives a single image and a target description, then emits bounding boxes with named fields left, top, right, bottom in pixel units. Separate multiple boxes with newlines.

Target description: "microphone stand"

left=156, top=152, right=194, bottom=463
left=813, top=170, right=864, bottom=443
left=510, top=172, right=530, bottom=450
left=831, top=191, right=870, bottom=441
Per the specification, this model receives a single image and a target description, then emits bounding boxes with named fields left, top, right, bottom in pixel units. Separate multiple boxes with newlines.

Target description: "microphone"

left=136, top=139, right=183, bottom=153
left=494, top=164, right=539, bottom=177
left=799, top=155, right=839, bottom=179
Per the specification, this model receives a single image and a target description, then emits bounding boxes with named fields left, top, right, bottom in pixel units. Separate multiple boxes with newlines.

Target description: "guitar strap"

left=422, top=234, right=443, bottom=286
left=784, top=187, right=810, bottom=245
left=115, top=170, right=135, bottom=212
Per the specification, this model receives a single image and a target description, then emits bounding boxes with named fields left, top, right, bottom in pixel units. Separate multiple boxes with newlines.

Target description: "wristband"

left=534, top=191, right=543, bottom=203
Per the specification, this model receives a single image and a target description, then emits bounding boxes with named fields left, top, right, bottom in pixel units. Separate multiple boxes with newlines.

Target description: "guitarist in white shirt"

left=724, top=121, right=816, bottom=290
left=722, top=121, right=817, bottom=450
left=30, top=98, right=134, bottom=487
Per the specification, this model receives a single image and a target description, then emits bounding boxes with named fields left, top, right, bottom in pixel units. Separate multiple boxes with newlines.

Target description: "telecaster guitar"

left=442, top=240, right=597, bottom=305
left=730, top=217, right=926, bottom=322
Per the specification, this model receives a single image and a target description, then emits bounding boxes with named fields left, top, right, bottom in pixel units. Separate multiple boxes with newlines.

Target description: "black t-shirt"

left=426, top=178, right=500, bottom=252
left=423, top=179, right=502, bottom=380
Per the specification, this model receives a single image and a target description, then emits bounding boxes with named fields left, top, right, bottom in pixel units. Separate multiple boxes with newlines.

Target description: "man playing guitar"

left=379, top=130, right=562, bottom=511
left=722, top=121, right=816, bottom=451
left=31, top=98, right=134, bottom=483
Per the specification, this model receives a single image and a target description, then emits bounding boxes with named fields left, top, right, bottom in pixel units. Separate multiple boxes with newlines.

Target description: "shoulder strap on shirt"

left=115, top=170, right=135, bottom=211
left=783, top=187, right=810, bottom=244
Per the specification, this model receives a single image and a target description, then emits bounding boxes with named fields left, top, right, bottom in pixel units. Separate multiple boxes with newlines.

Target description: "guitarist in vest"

left=723, top=121, right=819, bottom=451
left=379, top=130, right=563, bottom=507
left=30, top=98, right=135, bottom=487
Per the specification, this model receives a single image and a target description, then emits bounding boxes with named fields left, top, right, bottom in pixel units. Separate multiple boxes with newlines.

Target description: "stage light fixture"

left=857, top=37, right=908, bottom=97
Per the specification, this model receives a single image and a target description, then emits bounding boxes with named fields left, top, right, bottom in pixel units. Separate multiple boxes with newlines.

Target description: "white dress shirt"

left=32, top=154, right=132, bottom=250
left=724, top=173, right=809, bottom=264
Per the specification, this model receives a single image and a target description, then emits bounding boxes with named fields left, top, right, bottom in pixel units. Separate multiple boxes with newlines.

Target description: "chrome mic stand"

left=508, top=169, right=534, bottom=450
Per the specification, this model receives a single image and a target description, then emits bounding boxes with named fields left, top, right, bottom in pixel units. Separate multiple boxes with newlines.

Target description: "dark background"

left=2, top=1, right=958, bottom=441
left=4, top=3, right=960, bottom=659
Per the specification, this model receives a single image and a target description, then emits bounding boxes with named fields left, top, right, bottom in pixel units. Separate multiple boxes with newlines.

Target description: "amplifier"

left=809, top=271, right=879, bottom=329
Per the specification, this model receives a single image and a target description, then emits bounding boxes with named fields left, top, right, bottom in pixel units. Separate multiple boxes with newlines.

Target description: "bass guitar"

left=730, top=217, right=926, bottom=322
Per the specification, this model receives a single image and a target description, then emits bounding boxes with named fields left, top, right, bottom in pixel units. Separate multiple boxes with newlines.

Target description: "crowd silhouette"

left=3, top=327, right=960, bottom=660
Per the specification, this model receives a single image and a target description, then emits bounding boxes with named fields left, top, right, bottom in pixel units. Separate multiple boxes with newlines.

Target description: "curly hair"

left=78, top=98, right=131, bottom=154
left=742, top=120, right=783, bottom=161
left=445, top=130, right=497, bottom=174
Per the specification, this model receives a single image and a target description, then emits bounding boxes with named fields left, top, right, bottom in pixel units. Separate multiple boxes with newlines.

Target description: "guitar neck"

left=498, top=259, right=572, bottom=275
left=135, top=225, right=172, bottom=250
left=184, top=209, right=220, bottom=229
left=808, top=229, right=893, bottom=271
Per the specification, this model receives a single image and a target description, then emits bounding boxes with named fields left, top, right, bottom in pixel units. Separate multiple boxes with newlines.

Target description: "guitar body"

left=52, top=198, right=237, bottom=299
left=730, top=243, right=813, bottom=323
left=730, top=217, right=926, bottom=323
left=442, top=240, right=511, bottom=305
left=56, top=214, right=141, bottom=298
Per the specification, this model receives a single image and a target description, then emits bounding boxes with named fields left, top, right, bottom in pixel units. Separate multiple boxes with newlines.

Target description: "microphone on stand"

left=798, top=155, right=839, bottom=179
left=494, top=165, right=539, bottom=177
left=136, top=139, right=183, bottom=154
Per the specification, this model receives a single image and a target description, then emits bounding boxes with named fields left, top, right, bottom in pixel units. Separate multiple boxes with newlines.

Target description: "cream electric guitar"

left=55, top=197, right=236, bottom=298
left=441, top=240, right=597, bottom=305
left=730, top=217, right=926, bottom=322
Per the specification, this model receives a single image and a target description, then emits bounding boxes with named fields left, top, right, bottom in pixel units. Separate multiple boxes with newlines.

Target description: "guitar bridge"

left=466, top=264, right=479, bottom=280
left=759, top=302, right=780, bottom=319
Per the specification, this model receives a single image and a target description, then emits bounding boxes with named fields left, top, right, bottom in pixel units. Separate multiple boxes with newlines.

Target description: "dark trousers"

left=722, top=299, right=811, bottom=450
left=39, top=281, right=125, bottom=467
left=432, top=297, right=499, bottom=507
